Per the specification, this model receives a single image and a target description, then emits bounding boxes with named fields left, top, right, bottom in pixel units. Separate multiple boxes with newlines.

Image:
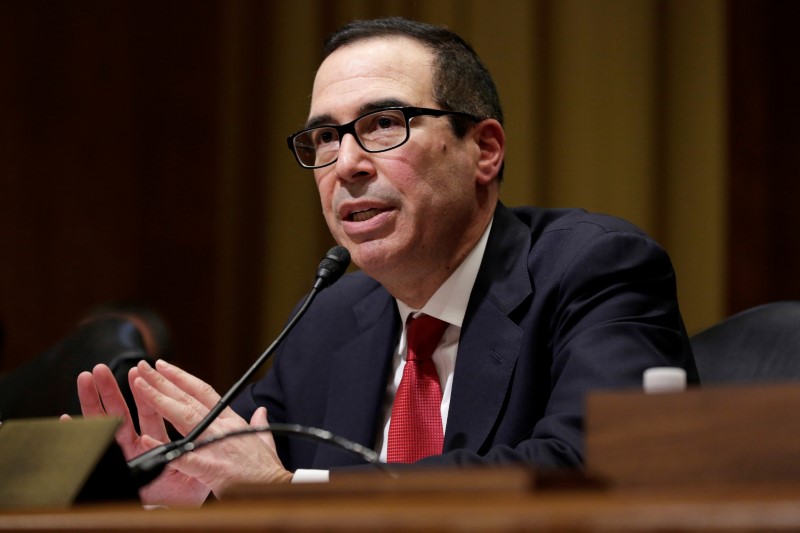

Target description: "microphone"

left=313, top=245, right=351, bottom=290
left=127, top=245, right=351, bottom=487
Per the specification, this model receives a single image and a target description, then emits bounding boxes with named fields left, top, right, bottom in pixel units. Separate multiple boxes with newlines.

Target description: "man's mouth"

left=348, top=208, right=387, bottom=222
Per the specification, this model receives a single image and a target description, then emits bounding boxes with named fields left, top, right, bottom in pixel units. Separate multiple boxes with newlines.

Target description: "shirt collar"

left=396, top=218, right=493, bottom=328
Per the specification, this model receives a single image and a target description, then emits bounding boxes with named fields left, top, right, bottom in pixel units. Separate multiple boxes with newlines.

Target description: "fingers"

left=76, top=370, right=104, bottom=416
left=89, top=364, right=138, bottom=443
left=128, top=366, right=171, bottom=443
left=74, top=364, right=145, bottom=460
left=127, top=365, right=292, bottom=495
left=90, top=365, right=128, bottom=415
left=77, top=365, right=135, bottom=425
left=133, top=360, right=223, bottom=436
left=154, top=360, right=222, bottom=410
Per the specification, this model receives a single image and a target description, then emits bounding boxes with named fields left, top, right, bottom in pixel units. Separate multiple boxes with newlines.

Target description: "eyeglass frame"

left=286, top=106, right=482, bottom=169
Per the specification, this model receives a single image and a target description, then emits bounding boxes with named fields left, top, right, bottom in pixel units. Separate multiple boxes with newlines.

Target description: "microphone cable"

left=155, top=423, right=396, bottom=478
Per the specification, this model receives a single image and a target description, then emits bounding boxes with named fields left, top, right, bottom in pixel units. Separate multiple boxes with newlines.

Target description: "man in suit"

left=74, top=17, right=697, bottom=506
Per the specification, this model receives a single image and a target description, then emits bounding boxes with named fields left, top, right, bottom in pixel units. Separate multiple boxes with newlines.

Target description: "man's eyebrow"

left=305, top=98, right=412, bottom=129
left=357, top=98, right=411, bottom=116
left=305, top=114, right=335, bottom=130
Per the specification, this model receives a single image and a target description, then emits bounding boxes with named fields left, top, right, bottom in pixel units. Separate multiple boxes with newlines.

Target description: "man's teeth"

left=350, top=208, right=383, bottom=222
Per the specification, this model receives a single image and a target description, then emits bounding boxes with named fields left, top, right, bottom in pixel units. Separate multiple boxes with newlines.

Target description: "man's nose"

left=334, top=133, right=374, bottom=181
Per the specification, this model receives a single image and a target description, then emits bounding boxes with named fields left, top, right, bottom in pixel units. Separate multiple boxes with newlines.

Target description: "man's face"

left=309, top=37, right=483, bottom=290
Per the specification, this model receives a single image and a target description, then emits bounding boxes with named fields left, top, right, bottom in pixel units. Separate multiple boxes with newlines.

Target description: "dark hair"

left=323, top=18, right=504, bottom=144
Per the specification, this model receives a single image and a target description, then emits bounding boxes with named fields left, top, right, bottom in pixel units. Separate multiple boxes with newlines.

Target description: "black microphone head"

left=314, top=245, right=351, bottom=289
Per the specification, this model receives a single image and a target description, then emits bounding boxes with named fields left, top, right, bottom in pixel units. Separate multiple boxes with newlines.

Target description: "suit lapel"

left=444, top=203, right=533, bottom=453
left=313, top=286, right=398, bottom=468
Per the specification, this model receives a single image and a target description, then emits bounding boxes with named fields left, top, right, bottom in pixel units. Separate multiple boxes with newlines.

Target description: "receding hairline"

left=309, top=36, right=437, bottom=121
left=315, top=34, right=436, bottom=81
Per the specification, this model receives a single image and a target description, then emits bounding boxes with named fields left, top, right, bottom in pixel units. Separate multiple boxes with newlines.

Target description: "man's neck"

left=396, top=217, right=493, bottom=327
left=388, top=262, right=465, bottom=310
left=397, top=214, right=492, bottom=310
left=376, top=198, right=498, bottom=307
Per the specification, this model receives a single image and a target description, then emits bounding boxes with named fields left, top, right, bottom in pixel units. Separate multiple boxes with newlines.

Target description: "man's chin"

left=347, top=242, right=398, bottom=277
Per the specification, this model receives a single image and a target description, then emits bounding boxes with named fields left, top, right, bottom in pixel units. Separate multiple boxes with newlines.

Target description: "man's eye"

left=376, top=116, right=399, bottom=129
left=312, top=129, right=337, bottom=146
left=361, top=113, right=404, bottom=135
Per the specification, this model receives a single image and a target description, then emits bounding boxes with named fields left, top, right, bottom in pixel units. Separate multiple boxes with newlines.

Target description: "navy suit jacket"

left=231, top=202, right=697, bottom=471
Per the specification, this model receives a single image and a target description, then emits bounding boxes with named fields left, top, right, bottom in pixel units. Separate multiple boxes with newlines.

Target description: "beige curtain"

left=218, top=0, right=726, bottom=347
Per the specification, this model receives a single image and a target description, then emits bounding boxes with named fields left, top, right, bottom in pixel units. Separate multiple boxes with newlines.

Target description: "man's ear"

left=472, top=119, right=505, bottom=185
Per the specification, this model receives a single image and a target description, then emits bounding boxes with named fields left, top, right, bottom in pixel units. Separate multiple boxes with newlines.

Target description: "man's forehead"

left=308, top=37, right=434, bottom=122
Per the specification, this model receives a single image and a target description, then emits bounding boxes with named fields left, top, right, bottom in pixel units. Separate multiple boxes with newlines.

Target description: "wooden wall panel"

left=727, top=0, right=800, bottom=314
left=0, top=1, right=232, bottom=387
left=2, top=0, right=797, bottom=402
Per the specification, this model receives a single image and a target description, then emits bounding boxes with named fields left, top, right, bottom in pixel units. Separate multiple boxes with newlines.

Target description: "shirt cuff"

left=291, top=469, right=330, bottom=483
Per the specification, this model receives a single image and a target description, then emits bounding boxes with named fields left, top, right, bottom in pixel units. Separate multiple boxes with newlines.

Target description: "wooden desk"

left=3, top=472, right=800, bottom=532
left=587, top=383, right=800, bottom=490
left=6, top=384, right=800, bottom=531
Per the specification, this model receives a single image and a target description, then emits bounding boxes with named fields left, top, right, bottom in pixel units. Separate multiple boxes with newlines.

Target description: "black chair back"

left=0, top=316, right=153, bottom=421
left=691, top=301, right=800, bottom=384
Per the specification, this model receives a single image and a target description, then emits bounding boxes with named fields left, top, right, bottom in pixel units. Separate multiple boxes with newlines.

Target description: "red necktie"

left=387, top=315, right=449, bottom=463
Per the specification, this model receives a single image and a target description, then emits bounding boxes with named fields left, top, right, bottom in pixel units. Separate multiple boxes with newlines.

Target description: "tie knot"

left=406, top=315, right=448, bottom=362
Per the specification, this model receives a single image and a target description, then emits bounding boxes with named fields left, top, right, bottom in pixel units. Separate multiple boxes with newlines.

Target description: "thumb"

left=249, top=407, right=273, bottom=447
left=249, top=406, right=268, bottom=427
left=140, top=434, right=166, bottom=450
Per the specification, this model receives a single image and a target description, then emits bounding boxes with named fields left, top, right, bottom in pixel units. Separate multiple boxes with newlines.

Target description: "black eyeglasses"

left=286, top=106, right=481, bottom=169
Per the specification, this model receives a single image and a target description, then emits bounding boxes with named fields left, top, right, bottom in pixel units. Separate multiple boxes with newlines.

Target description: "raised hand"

left=72, top=364, right=211, bottom=507
left=130, top=359, right=292, bottom=496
